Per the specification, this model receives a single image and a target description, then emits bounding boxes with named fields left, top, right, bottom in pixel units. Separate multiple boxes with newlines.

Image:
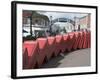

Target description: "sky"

left=38, top=11, right=88, bottom=20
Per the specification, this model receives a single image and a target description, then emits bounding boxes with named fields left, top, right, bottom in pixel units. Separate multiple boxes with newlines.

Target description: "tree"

left=63, top=27, right=67, bottom=33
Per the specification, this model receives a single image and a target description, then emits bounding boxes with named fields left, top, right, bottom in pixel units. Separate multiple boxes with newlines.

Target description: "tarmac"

left=40, top=48, right=91, bottom=68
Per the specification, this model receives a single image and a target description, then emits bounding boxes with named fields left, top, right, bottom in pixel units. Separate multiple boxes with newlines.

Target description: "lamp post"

left=74, top=16, right=77, bottom=31
left=30, top=12, right=33, bottom=36
left=74, top=16, right=80, bottom=31
left=50, top=15, right=52, bottom=33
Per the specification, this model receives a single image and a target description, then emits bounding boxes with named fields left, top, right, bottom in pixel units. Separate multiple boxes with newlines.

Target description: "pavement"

left=40, top=48, right=91, bottom=68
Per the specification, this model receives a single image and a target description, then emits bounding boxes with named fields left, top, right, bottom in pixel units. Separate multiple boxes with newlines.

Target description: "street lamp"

left=74, top=16, right=77, bottom=31
left=49, top=15, right=52, bottom=33
left=30, top=12, right=33, bottom=36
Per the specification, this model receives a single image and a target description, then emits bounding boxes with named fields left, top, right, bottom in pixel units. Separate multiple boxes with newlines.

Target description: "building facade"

left=51, top=18, right=75, bottom=34
left=79, top=14, right=91, bottom=30
left=74, top=14, right=91, bottom=31
left=23, top=10, right=50, bottom=37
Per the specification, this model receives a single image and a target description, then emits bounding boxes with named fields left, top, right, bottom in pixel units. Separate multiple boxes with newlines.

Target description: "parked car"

left=23, top=29, right=30, bottom=37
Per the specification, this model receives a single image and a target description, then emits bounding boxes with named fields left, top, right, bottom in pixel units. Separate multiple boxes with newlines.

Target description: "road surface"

left=40, top=48, right=91, bottom=68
